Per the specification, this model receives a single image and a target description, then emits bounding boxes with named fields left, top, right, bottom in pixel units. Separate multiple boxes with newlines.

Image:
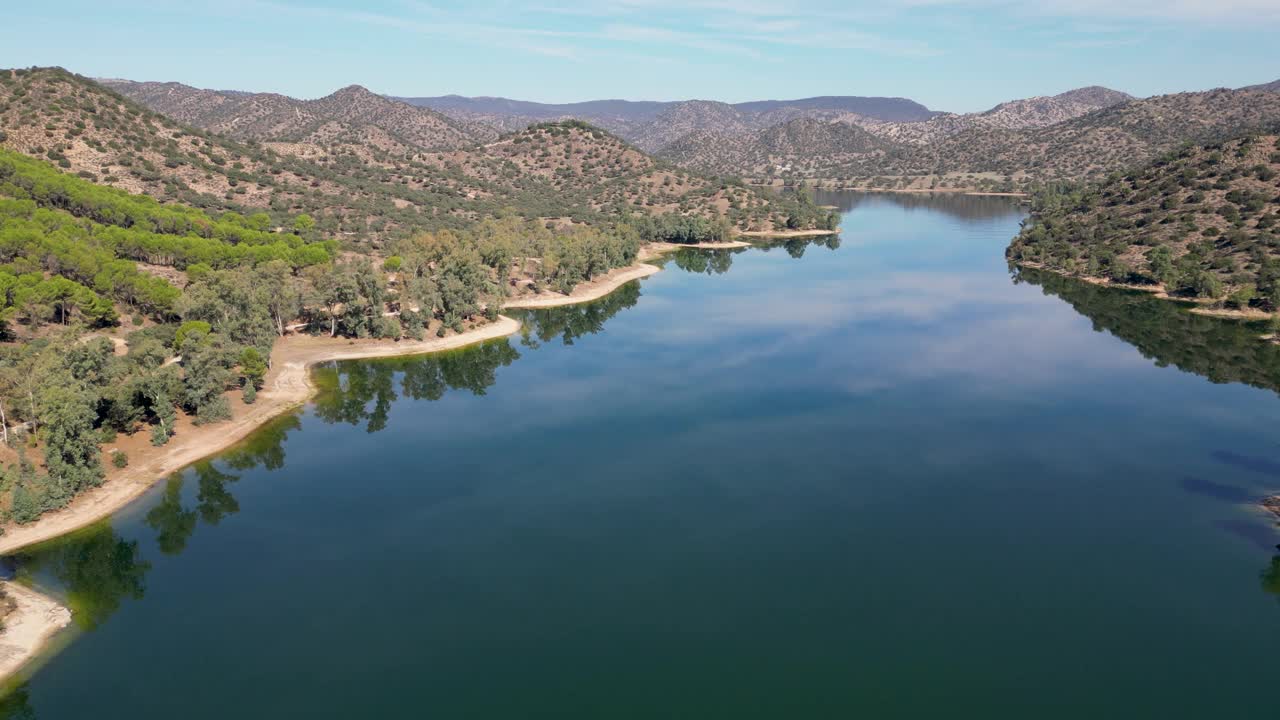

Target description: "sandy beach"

left=657, top=240, right=753, bottom=249
left=503, top=264, right=662, bottom=309
left=0, top=582, right=71, bottom=683
left=737, top=228, right=841, bottom=238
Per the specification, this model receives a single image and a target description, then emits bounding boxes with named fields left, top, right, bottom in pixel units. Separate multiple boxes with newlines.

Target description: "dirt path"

left=0, top=582, right=71, bottom=682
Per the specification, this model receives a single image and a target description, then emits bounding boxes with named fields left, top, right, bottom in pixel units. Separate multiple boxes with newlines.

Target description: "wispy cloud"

left=887, top=0, right=1280, bottom=24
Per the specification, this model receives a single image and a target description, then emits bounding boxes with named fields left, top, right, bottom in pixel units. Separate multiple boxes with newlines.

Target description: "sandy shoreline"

left=0, top=244, right=701, bottom=555
left=1017, top=261, right=1278, bottom=322
left=658, top=240, right=753, bottom=250
left=0, top=316, right=523, bottom=557
left=856, top=188, right=1028, bottom=197
left=747, top=179, right=1028, bottom=198
left=737, top=228, right=841, bottom=238
left=503, top=264, right=662, bottom=309
left=0, top=582, right=71, bottom=683
left=0, top=235, right=780, bottom=683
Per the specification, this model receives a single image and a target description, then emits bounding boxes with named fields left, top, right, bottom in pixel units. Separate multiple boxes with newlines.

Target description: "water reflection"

left=16, top=524, right=148, bottom=632
left=5, top=191, right=1280, bottom=716
left=6, top=414, right=304, bottom=639
left=0, top=685, right=34, bottom=719
left=1264, top=555, right=1280, bottom=596
left=752, top=234, right=842, bottom=259
left=145, top=477, right=196, bottom=556
left=1018, top=265, right=1280, bottom=591
left=312, top=340, right=521, bottom=432
left=513, top=282, right=641, bottom=347
left=1013, top=266, right=1280, bottom=395
left=812, top=189, right=1027, bottom=222
left=670, top=248, right=743, bottom=275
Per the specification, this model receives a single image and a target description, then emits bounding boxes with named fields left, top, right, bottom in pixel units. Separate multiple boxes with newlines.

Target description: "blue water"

left=5, top=192, right=1278, bottom=719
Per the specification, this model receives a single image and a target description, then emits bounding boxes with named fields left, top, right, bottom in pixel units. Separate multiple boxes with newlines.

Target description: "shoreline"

left=503, top=263, right=662, bottom=309
left=0, top=316, right=523, bottom=558
left=747, top=179, right=1028, bottom=198
left=855, top=188, right=1028, bottom=198
left=1017, top=261, right=1280, bottom=519
left=655, top=240, right=753, bottom=250
left=1016, top=261, right=1278, bottom=322
left=0, top=232, right=828, bottom=683
left=0, top=582, right=71, bottom=684
left=0, top=243, right=709, bottom=555
left=737, top=228, right=841, bottom=238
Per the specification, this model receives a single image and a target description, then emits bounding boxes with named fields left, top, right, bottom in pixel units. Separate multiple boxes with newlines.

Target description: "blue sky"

left=4, top=0, right=1278, bottom=112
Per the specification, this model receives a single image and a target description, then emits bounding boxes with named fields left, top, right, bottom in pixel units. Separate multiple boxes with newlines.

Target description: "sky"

left=3, top=0, right=1278, bottom=112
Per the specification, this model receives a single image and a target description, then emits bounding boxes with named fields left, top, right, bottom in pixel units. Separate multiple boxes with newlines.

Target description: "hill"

left=658, top=118, right=895, bottom=177
left=100, top=79, right=492, bottom=152
left=865, top=86, right=1133, bottom=147
left=898, top=88, right=1280, bottom=185
left=629, top=101, right=754, bottom=153
left=1241, top=79, right=1280, bottom=93
left=630, top=86, right=1140, bottom=187
left=1007, top=131, right=1280, bottom=309
left=634, top=86, right=1280, bottom=193
left=392, top=95, right=670, bottom=137
left=731, top=96, right=937, bottom=121
left=2, top=68, right=823, bottom=243
left=399, top=94, right=939, bottom=146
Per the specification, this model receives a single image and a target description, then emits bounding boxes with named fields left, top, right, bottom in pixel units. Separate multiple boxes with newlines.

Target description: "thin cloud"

left=890, top=0, right=1280, bottom=23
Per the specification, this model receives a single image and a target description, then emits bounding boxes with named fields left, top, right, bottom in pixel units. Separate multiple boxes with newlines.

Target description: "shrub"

left=112, top=451, right=129, bottom=469
left=10, top=482, right=41, bottom=524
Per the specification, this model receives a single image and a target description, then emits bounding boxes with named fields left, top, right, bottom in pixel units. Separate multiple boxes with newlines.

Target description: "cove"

left=3, top=192, right=1279, bottom=718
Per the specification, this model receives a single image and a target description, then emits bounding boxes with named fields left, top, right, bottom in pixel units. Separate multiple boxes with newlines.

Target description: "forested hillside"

left=659, top=118, right=896, bottom=178
left=397, top=94, right=939, bottom=142
left=100, top=80, right=491, bottom=149
left=0, top=147, right=334, bottom=524
left=104, top=71, right=1280, bottom=193
left=1007, top=132, right=1280, bottom=309
left=2, top=68, right=829, bottom=245
left=0, top=66, right=840, bottom=531
left=897, top=89, right=1280, bottom=184
left=861, top=86, right=1132, bottom=147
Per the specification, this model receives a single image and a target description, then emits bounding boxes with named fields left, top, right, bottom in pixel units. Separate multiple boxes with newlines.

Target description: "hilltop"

left=863, top=86, right=1133, bottom=147
left=399, top=94, right=939, bottom=147
left=1007, top=131, right=1280, bottom=310
left=1, top=68, right=824, bottom=243
left=1241, top=78, right=1280, bottom=93
left=659, top=118, right=896, bottom=178
left=100, top=79, right=490, bottom=152
left=93, top=75, right=1280, bottom=193
left=893, top=88, right=1280, bottom=184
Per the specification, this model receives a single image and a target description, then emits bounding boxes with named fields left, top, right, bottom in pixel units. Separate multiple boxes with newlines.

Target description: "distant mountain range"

left=96, top=74, right=1280, bottom=192
left=1242, top=79, right=1280, bottom=93
left=393, top=94, right=939, bottom=141
left=5, top=68, right=816, bottom=245
left=99, top=79, right=494, bottom=152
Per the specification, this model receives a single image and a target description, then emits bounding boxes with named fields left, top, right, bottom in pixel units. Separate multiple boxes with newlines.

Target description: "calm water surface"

left=5, top=192, right=1279, bottom=718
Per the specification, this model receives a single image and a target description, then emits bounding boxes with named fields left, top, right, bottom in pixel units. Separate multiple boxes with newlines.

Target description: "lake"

left=4, top=192, right=1278, bottom=718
